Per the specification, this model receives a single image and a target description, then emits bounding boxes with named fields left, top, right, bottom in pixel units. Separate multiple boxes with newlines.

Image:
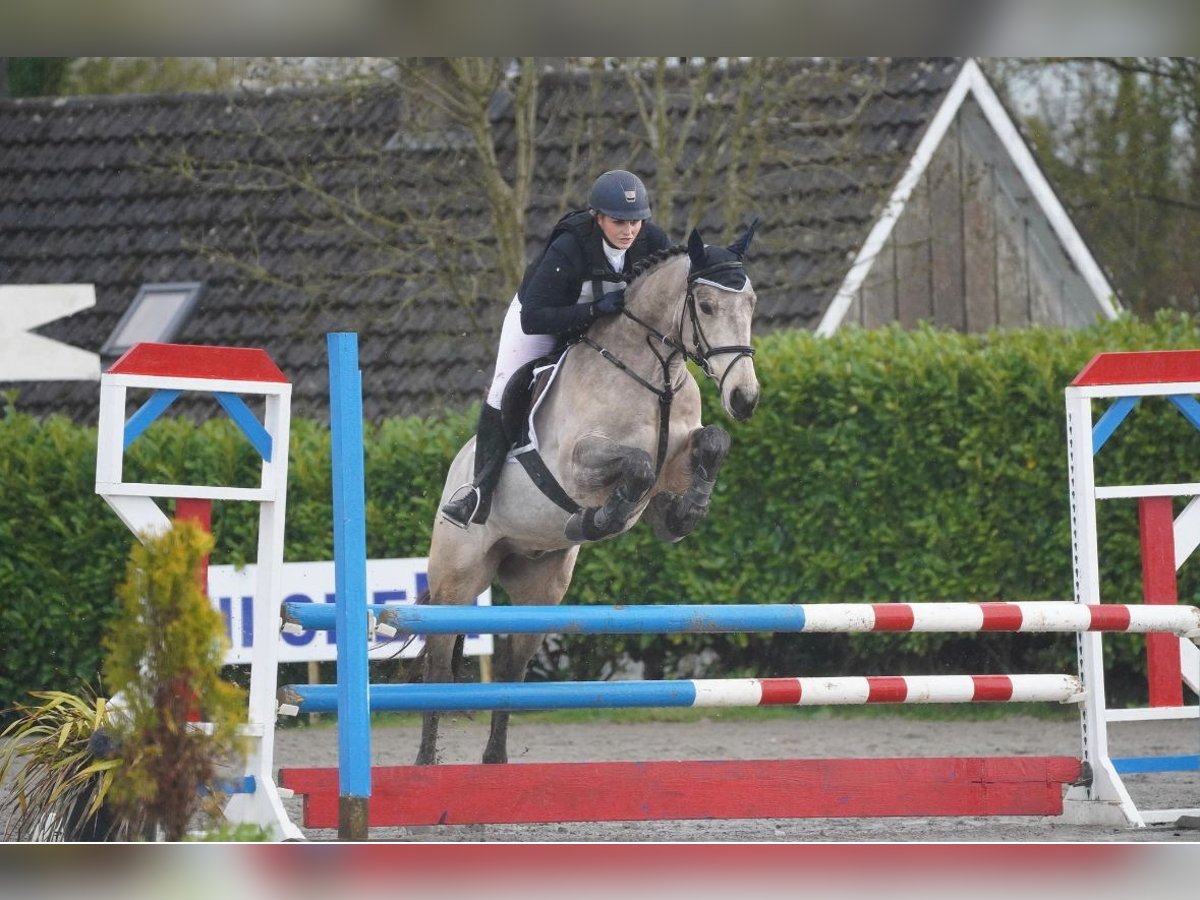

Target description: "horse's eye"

left=699, top=300, right=715, bottom=315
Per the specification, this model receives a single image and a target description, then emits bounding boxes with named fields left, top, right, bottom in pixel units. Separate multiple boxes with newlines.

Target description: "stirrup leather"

left=440, top=483, right=482, bottom=529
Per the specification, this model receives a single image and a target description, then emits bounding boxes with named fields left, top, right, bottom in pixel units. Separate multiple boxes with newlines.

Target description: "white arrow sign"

left=0, top=284, right=100, bottom=381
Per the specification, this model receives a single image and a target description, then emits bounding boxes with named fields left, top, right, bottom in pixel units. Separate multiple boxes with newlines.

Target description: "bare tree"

left=150, top=59, right=541, bottom=354
left=992, top=57, right=1200, bottom=316
left=151, top=57, right=917, bottom=355
left=395, top=58, right=538, bottom=289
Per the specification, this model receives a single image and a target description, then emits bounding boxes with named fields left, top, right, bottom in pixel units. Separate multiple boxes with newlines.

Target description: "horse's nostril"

left=730, top=387, right=759, bottom=420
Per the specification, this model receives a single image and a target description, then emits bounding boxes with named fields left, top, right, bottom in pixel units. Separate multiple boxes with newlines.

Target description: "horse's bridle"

left=680, top=260, right=757, bottom=395
left=611, top=259, right=756, bottom=393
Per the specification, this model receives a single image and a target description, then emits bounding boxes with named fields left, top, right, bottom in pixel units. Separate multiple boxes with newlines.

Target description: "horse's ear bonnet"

left=687, top=220, right=760, bottom=293
left=687, top=229, right=707, bottom=270
left=727, top=218, right=761, bottom=259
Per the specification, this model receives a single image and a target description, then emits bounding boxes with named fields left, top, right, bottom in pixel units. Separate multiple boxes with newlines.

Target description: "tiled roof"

left=0, top=58, right=963, bottom=423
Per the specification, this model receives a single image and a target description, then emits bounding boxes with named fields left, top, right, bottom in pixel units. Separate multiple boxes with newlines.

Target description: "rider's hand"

left=593, top=289, right=626, bottom=317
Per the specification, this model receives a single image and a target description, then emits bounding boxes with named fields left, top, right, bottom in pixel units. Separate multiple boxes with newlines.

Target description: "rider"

left=441, top=169, right=673, bottom=529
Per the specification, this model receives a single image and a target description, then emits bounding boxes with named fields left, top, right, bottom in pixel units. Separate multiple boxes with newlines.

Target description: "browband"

left=688, top=260, right=749, bottom=292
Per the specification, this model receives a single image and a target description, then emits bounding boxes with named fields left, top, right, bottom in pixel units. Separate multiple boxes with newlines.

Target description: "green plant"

left=101, top=521, right=249, bottom=842
left=0, top=687, right=132, bottom=840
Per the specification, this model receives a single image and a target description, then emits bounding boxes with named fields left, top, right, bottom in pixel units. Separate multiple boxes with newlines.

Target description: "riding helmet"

left=588, top=170, right=651, bottom=220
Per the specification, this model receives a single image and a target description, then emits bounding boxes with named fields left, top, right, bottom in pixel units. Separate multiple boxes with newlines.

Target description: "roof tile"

left=2, top=58, right=964, bottom=423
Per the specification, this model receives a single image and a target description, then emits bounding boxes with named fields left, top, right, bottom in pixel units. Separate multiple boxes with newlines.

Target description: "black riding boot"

left=440, top=404, right=508, bottom=529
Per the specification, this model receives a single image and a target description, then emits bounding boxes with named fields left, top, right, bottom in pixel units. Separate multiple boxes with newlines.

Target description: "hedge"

left=4, top=312, right=1200, bottom=713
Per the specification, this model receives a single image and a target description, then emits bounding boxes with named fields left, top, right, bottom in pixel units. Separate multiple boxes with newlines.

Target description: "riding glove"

left=593, top=289, right=626, bottom=317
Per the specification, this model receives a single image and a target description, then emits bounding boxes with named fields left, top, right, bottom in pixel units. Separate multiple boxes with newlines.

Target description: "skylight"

left=101, top=282, right=204, bottom=357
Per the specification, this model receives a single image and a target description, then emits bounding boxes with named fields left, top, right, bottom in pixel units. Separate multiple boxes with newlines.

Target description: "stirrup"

left=440, top=483, right=481, bottom=529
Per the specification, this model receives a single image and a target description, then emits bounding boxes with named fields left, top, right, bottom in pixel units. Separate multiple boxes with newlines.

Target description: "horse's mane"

left=625, top=245, right=688, bottom=287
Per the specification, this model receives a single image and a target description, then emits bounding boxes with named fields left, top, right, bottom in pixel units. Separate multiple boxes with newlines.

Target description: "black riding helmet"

left=588, top=170, right=651, bottom=220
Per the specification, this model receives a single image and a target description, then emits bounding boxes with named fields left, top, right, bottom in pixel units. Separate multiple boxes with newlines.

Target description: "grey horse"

left=418, top=222, right=762, bottom=764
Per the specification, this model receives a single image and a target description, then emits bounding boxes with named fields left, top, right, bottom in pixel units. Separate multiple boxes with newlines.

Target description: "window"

left=101, top=282, right=204, bottom=357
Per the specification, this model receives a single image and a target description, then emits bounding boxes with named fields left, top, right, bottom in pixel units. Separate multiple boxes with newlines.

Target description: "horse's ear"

left=727, top=218, right=761, bottom=259
left=687, top=229, right=707, bottom=269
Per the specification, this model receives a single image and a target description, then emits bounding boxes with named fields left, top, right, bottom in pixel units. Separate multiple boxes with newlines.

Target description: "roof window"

left=101, top=282, right=204, bottom=357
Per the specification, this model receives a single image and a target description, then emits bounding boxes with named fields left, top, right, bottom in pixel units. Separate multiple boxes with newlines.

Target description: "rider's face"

left=595, top=213, right=644, bottom=250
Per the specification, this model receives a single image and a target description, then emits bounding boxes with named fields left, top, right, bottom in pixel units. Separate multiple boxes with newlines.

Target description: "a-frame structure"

left=819, top=58, right=1120, bottom=336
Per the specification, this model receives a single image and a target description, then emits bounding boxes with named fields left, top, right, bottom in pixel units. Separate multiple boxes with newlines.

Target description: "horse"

left=418, top=221, right=762, bottom=764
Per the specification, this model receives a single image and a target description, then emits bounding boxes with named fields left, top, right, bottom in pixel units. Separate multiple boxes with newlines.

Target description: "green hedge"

left=5, top=313, right=1200, bottom=712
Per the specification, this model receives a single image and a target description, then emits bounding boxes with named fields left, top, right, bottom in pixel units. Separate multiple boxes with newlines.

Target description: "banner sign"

left=208, top=557, right=492, bottom=665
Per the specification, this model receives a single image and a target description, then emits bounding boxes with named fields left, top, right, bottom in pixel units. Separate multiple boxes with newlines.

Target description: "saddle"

left=499, top=353, right=558, bottom=448
left=498, top=348, right=583, bottom=515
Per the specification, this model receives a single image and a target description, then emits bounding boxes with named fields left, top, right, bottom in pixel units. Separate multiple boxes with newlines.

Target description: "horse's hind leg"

left=483, top=546, right=579, bottom=764
left=416, top=531, right=500, bottom=765
left=646, top=424, right=731, bottom=543
left=415, top=633, right=459, bottom=765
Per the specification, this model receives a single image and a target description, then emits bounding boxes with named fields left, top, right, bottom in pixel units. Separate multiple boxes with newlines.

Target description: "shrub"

left=101, top=521, right=247, bottom=841
left=5, top=314, right=1200, bottom=711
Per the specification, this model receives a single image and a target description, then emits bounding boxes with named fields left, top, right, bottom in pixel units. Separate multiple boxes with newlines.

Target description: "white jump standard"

left=95, top=342, right=299, bottom=841
left=1065, top=349, right=1200, bottom=827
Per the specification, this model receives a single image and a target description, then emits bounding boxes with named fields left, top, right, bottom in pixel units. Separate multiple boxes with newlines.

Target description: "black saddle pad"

left=499, top=351, right=561, bottom=447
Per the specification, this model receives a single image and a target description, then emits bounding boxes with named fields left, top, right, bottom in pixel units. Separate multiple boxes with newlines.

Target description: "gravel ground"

left=273, top=712, right=1200, bottom=842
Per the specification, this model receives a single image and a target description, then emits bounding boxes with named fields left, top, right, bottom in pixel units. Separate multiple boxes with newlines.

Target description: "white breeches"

left=486, top=294, right=559, bottom=408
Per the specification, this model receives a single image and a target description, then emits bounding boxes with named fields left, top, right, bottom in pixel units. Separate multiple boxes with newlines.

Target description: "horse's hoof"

left=565, top=508, right=601, bottom=542
left=564, top=509, right=584, bottom=541
left=565, top=507, right=620, bottom=542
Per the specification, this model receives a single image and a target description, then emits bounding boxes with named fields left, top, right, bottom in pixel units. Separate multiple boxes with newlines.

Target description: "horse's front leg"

left=563, top=438, right=655, bottom=543
left=645, top=424, right=731, bottom=543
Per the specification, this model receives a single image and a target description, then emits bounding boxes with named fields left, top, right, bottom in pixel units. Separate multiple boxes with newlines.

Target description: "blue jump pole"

left=327, top=332, right=370, bottom=841
left=281, top=601, right=809, bottom=634
left=291, top=680, right=703, bottom=713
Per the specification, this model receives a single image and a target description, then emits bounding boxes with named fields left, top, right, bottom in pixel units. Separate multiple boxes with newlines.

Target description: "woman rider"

left=441, top=169, right=672, bottom=528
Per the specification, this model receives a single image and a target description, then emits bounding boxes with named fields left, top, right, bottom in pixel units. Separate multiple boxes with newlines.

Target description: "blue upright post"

left=327, top=332, right=370, bottom=840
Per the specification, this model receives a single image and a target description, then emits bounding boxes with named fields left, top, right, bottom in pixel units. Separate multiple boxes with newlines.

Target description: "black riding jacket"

left=518, top=213, right=671, bottom=342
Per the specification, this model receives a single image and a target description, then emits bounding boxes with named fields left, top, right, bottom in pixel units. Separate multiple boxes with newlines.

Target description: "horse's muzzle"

left=728, top=385, right=760, bottom=421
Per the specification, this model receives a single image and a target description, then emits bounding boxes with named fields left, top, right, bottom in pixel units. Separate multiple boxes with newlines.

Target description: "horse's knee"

left=647, top=429, right=730, bottom=543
